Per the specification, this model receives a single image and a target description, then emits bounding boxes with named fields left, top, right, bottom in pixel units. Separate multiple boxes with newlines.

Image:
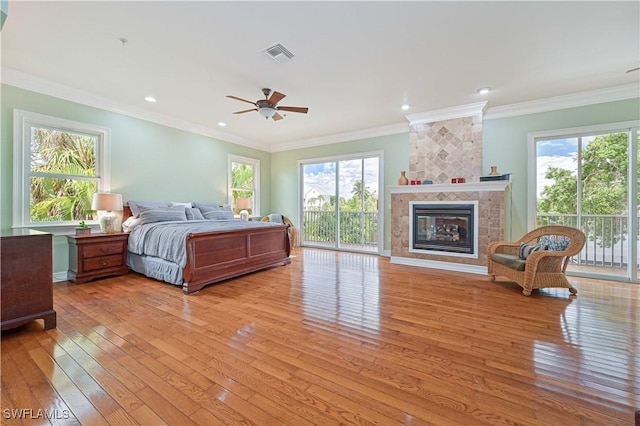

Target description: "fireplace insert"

left=411, top=203, right=475, bottom=255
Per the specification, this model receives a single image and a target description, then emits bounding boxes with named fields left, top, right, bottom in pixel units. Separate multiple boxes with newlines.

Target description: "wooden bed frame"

left=123, top=206, right=291, bottom=294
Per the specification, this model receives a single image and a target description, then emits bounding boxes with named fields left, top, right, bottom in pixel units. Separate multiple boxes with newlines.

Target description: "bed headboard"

left=123, top=205, right=133, bottom=221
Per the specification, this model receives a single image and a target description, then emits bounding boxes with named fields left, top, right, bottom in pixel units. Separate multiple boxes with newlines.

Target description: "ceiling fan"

left=226, top=88, right=309, bottom=121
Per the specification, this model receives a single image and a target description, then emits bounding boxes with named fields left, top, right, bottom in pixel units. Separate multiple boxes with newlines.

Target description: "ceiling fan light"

left=258, top=107, right=277, bottom=118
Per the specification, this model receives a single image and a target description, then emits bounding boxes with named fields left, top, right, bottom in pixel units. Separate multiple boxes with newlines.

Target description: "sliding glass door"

left=300, top=152, right=382, bottom=254
left=532, top=122, right=639, bottom=282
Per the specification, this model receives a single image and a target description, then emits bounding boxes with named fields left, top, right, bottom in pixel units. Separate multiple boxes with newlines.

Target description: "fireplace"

left=409, top=201, right=478, bottom=258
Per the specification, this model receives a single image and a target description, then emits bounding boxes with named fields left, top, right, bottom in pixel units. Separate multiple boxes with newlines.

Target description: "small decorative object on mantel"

left=398, top=171, right=409, bottom=185
left=488, top=165, right=500, bottom=176
left=480, top=173, right=512, bottom=182
left=422, top=180, right=433, bottom=185
left=451, top=177, right=466, bottom=184
left=75, top=221, right=91, bottom=235
left=410, top=180, right=421, bottom=185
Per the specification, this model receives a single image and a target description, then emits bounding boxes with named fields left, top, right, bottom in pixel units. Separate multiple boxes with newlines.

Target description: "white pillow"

left=171, top=201, right=192, bottom=208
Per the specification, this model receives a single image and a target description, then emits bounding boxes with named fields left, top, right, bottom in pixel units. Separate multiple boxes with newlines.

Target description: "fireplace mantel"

left=388, top=180, right=510, bottom=194
left=389, top=180, right=511, bottom=275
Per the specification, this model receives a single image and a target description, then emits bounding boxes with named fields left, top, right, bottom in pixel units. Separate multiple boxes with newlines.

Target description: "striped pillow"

left=519, top=242, right=542, bottom=260
left=137, top=206, right=187, bottom=225
left=185, top=207, right=205, bottom=220
left=201, top=208, right=235, bottom=220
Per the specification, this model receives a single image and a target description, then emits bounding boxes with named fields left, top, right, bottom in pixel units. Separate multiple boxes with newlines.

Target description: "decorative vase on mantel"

left=398, top=171, right=409, bottom=185
left=489, top=165, right=500, bottom=176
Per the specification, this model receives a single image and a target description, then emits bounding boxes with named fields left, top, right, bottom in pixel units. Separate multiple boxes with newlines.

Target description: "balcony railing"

left=302, top=210, right=378, bottom=251
left=537, top=214, right=639, bottom=269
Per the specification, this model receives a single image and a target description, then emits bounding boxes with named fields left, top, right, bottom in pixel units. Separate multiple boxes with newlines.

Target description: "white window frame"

left=297, top=150, right=384, bottom=255
left=527, top=120, right=640, bottom=282
left=227, top=154, right=260, bottom=216
left=13, top=110, right=111, bottom=234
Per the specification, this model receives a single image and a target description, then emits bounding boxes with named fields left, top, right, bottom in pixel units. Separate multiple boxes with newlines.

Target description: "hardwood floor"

left=1, top=247, right=638, bottom=425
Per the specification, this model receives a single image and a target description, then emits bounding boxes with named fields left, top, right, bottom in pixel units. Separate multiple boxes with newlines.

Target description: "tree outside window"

left=228, top=155, right=259, bottom=216
left=30, top=128, right=98, bottom=222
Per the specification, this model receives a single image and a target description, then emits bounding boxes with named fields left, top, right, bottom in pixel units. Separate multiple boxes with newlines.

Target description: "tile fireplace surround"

left=390, top=181, right=511, bottom=274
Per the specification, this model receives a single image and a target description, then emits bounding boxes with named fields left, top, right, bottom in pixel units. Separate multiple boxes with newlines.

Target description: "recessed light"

left=144, top=96, right=156, bottom=103
left=477, top=87, right=491, bottom=95
left=218, top=122, right=227, bottom=127
left=401, top=104, right=410, bottom=111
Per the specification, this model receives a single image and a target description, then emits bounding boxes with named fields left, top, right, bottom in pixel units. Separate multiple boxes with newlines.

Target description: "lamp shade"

left=236, top=197, right=252, bottom=210
left=91, top=193, right=123, bottom=211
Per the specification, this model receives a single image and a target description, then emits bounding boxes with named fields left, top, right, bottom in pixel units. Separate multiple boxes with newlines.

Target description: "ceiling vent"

left=261, top=43, right=294, bottom=63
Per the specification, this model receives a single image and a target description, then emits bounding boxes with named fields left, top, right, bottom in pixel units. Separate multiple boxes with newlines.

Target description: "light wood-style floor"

left=2, top=248, right=639, bottom=425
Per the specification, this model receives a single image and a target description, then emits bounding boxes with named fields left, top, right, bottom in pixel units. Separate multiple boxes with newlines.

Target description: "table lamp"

left=92, top=193, right=123, bottom=233
left=236, top=197, right=252, bottom=221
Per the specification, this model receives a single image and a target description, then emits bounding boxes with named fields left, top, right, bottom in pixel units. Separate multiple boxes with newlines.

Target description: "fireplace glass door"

left=412, top=203, right=475, bottom=255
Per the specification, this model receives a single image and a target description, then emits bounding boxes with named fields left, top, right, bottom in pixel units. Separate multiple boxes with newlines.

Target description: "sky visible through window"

left=536, top=136, right=595, bottom=198
left=304, top=160, right=379, bottom=201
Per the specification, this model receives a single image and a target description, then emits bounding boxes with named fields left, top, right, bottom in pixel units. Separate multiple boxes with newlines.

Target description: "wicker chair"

left=487, top=226, right=586, bottom=296
left=261, top=214, right=297, bottom=248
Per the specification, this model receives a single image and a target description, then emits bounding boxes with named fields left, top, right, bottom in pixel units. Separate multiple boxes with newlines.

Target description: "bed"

left=122, top=202, right=291, bottom=294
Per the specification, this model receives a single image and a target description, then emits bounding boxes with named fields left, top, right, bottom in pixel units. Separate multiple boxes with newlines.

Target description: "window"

left=528, top=120, right=639, bottom=282
left=299, top=151, right=383, bottom=254
left=13, top=110, right=110, bottom=231
left=228, top=155, right=259, bottom=216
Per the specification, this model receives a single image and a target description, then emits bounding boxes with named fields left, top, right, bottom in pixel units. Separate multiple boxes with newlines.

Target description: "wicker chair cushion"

left=490, top=253, right=527, bottom=271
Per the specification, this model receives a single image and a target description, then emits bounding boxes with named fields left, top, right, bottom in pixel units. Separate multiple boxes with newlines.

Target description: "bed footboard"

left=182, top=224, right=291, bottom=294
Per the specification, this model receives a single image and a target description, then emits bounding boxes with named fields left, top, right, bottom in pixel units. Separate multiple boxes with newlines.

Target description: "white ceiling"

left=2, top=1, right=639, bottom=151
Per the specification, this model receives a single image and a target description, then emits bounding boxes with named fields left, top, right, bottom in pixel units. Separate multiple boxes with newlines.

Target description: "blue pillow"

left=185, top=207, right=205, bottom=220
left=128, top=200, right=168, bottom=217
left=201, top=208, right=235, bottom=220
left=137, top=205, right=187, bottom=225
left=538, top=235, right=570, bottom=252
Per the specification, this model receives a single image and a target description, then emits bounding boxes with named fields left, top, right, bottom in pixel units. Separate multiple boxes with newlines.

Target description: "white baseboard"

left=390, top=256, right=487, bottom=275
left=53, top=271, right=68, bottom=282
left=381, top=249, right=391, bottom=257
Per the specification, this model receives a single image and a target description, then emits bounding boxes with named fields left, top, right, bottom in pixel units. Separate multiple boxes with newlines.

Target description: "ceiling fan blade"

left=272, top=112, right=284, bottom=121
left=626, top=67, right=640, bottom=73
left=226, top=95, right=257, bottom=105
left=277, top=106, right=309, bottom=114
left=268, top=91, right=286, bottom=105
left=233, top=108, right=258, bottom=114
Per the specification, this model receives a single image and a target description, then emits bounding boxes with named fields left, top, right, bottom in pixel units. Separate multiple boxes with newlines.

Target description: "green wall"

left=1, top=84, right=271, bottom=274
left=270, top=133, right=410, bottom=252
left=2, top=82, right=638, bottom=277
left=483, top=98, right=640, bottom=238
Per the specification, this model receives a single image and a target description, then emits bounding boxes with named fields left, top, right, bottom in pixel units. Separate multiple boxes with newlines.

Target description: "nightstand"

left=67, top=232, right=129, bottom=283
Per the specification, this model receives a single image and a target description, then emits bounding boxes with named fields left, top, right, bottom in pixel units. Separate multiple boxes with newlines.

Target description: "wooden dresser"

left=1, top=229, right=56, bottom=331
left=67, top=232, right=129, bottom=283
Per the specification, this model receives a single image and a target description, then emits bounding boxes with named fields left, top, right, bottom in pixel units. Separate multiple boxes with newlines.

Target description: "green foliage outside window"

left=29, top=129, right=97, bottom=222
left=303, top=179, right=379, bottom=245
left=538, top=133, right=636, bottom=247
left=231, top=162, right=254, bottom=214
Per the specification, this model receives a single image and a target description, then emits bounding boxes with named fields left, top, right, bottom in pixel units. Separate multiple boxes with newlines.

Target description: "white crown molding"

left=405, top=101, right=488, bottom=125
left=484, top=83, right=640, bottom=120
left=269, top=121, right=409, bottom=153
left=4, top=67, right=638, bottom=153
left=1, top=67, right=269, bottom=152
